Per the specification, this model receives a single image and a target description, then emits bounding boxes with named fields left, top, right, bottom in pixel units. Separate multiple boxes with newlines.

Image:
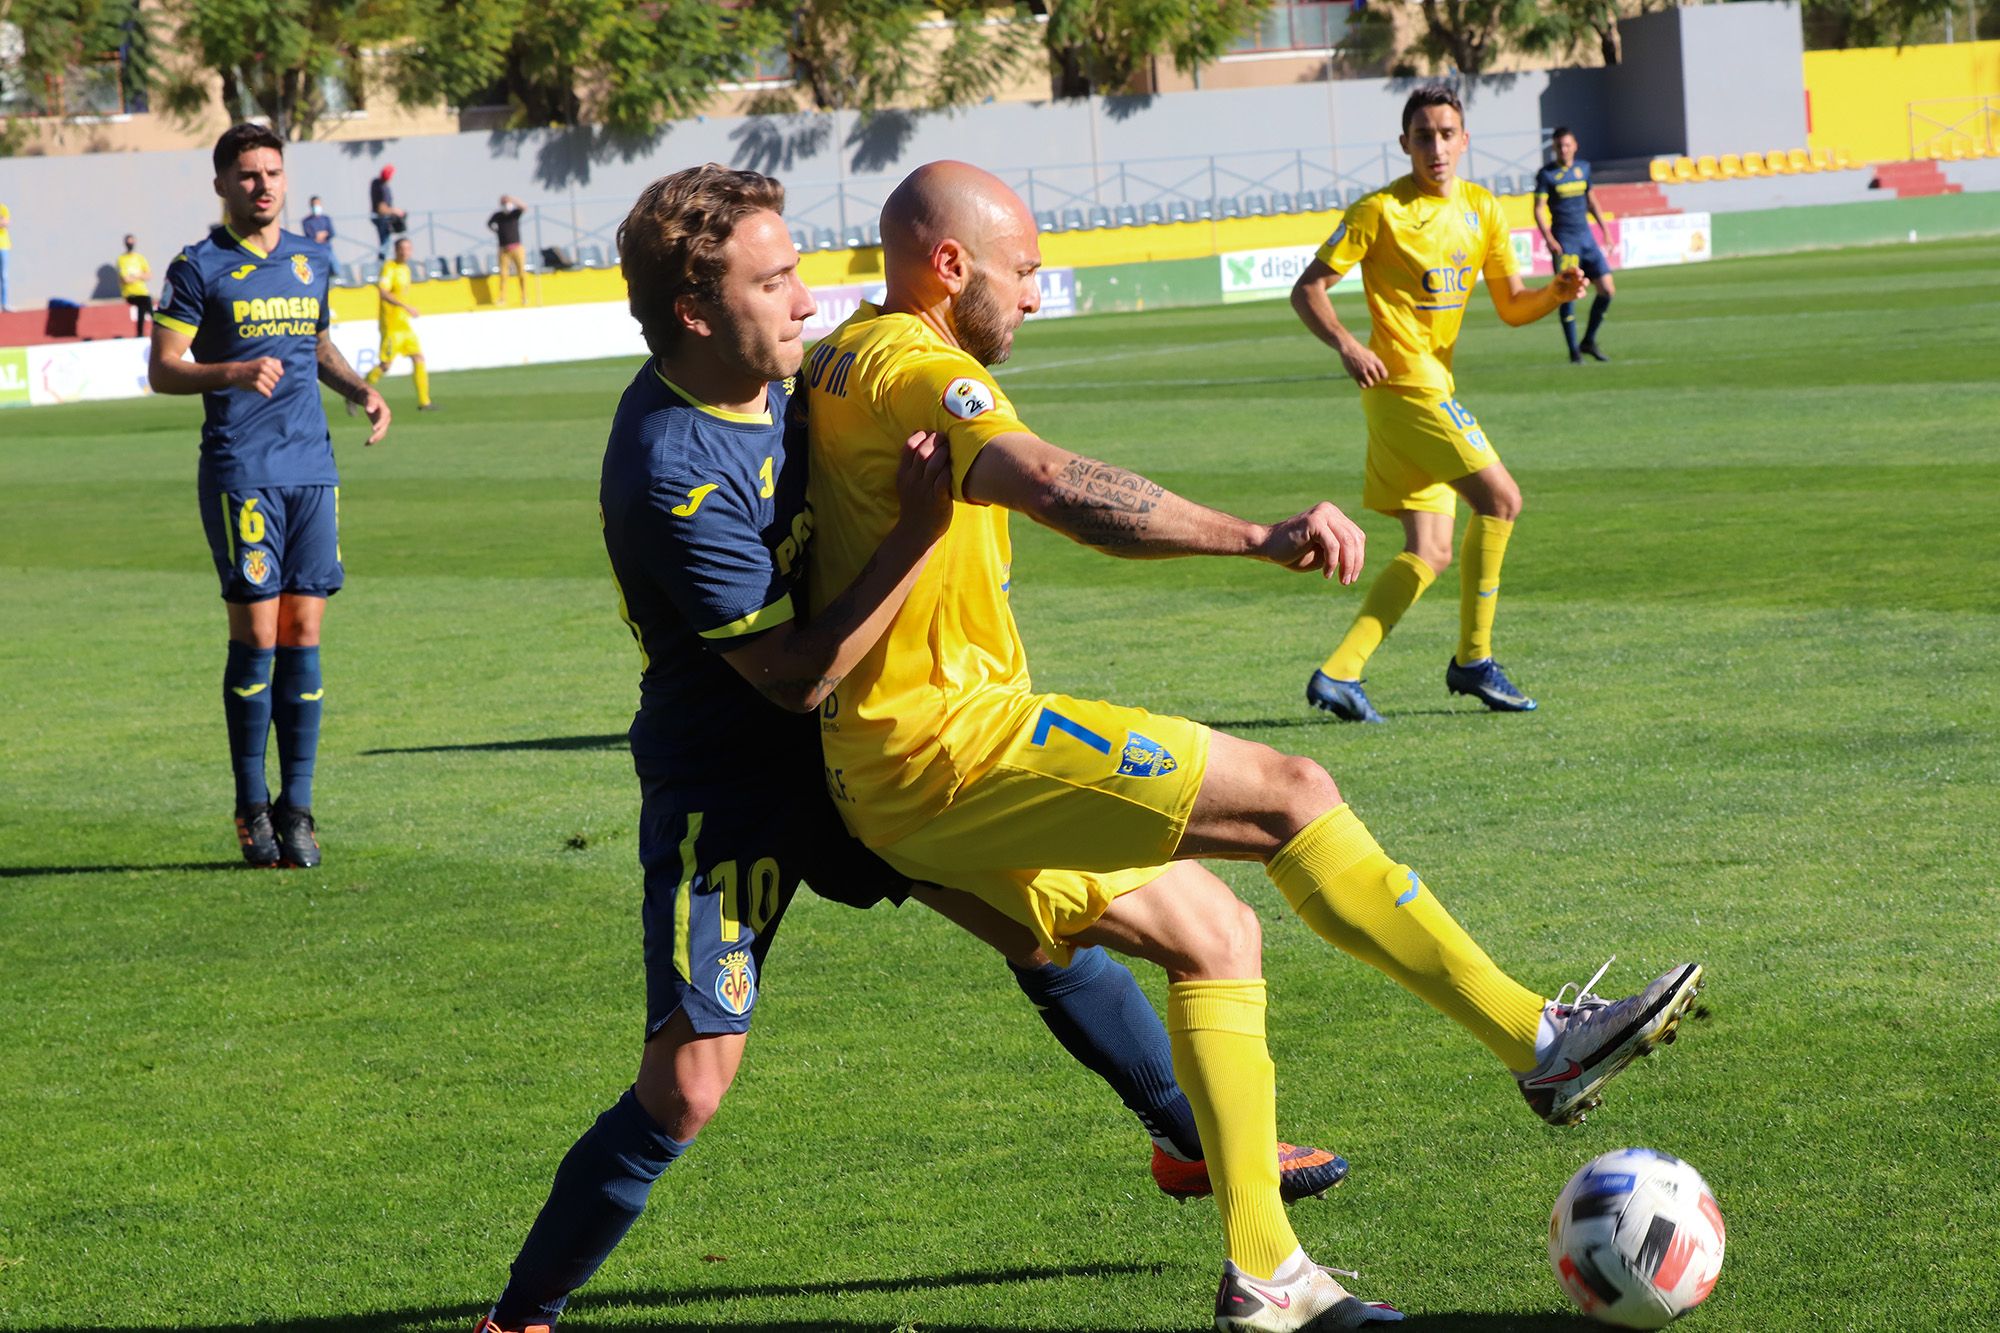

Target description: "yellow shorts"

left=378, top=329, right=422, bottom=363
left=1360, top=386, right=1499, bottom=516
left=873, top=691, right=1211, bottom=961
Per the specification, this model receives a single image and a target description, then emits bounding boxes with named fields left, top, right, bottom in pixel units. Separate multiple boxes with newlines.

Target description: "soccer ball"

left=1548, top=1148, right=1725, bottom=1328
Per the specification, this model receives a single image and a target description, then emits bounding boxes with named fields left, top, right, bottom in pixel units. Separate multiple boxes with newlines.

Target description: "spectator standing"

left=0, top=201, right=12, bottom=311
left=369, top=166, right=407, bottom=256
left=303, top=196, right=336, bottom=249
left=487, top=194, right=528, bottom=306
left=117, top=234, right=153, bottom=336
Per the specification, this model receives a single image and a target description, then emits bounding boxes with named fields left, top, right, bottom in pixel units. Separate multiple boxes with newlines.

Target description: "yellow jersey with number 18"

left=1316, top=175, right=1518, bottom=395
left=804, top=304, right=1035, bottom=848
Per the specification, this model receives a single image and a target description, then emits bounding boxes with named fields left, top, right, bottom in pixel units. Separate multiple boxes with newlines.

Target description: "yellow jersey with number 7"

left=1316, top=176, right=1517, bottom=395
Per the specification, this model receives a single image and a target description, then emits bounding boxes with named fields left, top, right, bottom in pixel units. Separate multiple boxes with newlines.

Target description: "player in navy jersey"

left=1534, top=127, right=1617, bottom=362
left=474, top=165, right=1348, bottom=1333
left=149, top=123, right=389, bottom=868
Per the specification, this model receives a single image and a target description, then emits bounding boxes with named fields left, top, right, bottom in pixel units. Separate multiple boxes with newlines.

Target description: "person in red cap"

left=369, top=164, right=407, bottom=257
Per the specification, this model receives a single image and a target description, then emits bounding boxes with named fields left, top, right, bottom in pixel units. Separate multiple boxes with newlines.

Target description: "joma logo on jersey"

left=1421, top=265, right=1476, bottom=295
left=714, top=950, right=756, bottom=1016
left=775, top=505, right=814, bottom=576
left=232, top=295, right=322, bottom=322
left=229, top=263, right=258, bottom=280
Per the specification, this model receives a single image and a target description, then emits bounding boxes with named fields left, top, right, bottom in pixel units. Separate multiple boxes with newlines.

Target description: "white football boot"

left=1516, top=958, right=1704, bottom=1125
left=1214, top=1248, right=1404, bottom=1331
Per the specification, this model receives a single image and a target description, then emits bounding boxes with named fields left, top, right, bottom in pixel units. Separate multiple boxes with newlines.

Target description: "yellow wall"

left=1804, top=40, right=2000, bottom=163
left=334, top=195, right=1548, bottom=322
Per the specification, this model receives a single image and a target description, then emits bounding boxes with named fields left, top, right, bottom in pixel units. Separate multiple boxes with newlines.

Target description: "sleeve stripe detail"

left=154, top=313, right=199, bottom=335
left=697, top=594, right=795, bottom=641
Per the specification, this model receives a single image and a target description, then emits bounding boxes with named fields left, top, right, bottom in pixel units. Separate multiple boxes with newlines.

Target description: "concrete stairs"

left=1871, top=160, right=1962, bottom=198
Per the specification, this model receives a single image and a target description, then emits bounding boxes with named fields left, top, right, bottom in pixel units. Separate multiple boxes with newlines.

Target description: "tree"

left=1408, top=0, right=1553, bottom=76
left=1, top=0, right=156, bottom=117
left=1032, top=0, right=1274, bottom=98
left=1800, top=0, right=1958, bottom=49
left=749, top=0, right=1038, bottom=114
left=153, top=0, right=408, bottom=141
left=391, top=0, right=779, bottom=130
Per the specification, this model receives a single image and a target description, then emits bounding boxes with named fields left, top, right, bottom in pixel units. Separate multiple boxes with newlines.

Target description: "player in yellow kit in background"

left=1291, top=85, right=1586, bottom=724
left=365, top=236, right=435, bottom=411
left=806, top=158, right=1702, bottom=1332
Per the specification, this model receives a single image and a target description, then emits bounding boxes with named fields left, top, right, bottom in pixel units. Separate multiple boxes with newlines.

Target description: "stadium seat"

left=1832, top=147, right=1855, bottom=170
left=1789, top=148, right=1816, bottom=173
left=1945, top=140, right=1968, bottom=161
left=1085, top=204, right=1111, bottom=230
left=1696, top=155, right=1720, bottom=181
left=1740, top=151, right=1765, bottom=177
left=1649, top=159, right=1674, bottom=184
left=1673, top=156, right=1698, bottom=182
left=791, top=227, right=815, bottom=253
left=578, top=243, right=608, bottom=268
left=360, top=260, right=382, bottom=285
left=1140, top=201, right=1167, bottom=226
left=1191, top=197, right=1215, bottom=221
left=1061, top=207, right=1086, bottom=231
left=812, top=226, right=838, bottom=251
left=1271, top=191, right=1296, bottom=214
left=1217, top=196, right=1243, bottom=220
left=1243, top=193, right=1270, bottom=217
left=1810, top=146, right=1834, bottom=171
left=1764, top=151, right=1792, bottom=174
left=1114, top=203, right=1139, bottom=228
left=428, top=257, right=454, bottom=280
left=1718, top=154, right=1742, bottom=179
left=340, top=262, right=366, bottom=287
left=1169, top=199, right=1195, bottom=224
left=1034, top=209, right=1059, bottom=233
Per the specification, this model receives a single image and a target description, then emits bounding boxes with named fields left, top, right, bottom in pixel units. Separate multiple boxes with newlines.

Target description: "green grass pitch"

left=2, top=238, right=1996, bottom=1332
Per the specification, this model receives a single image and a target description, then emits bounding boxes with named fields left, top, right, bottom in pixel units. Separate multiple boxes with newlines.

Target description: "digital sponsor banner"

left=1511, top=212, right=1711, bottom=275
left=1619, top=212, right=1713, bottom=267
left=24, top=337, right=152, bottom=407
left=0, top=347, right=30, bottom=407
left=1220, top=245, right=1320, bottom=303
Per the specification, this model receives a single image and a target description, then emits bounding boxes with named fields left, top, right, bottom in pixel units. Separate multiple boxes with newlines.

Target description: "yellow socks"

left=1266, top=804, right=1544, bottom=1071
left=413, top=361, right=432, bottom=407
left=1167, top=980, right=1297, bottom=1280
left=1323, top=551, right=1437, bottom=680
left=1456, top=515, right=1513, bottom=666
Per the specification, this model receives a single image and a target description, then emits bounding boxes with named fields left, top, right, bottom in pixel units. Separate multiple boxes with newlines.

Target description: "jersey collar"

left=654, top=366, right=773, bottom=425
left=224, top=225, right=273, bottom=260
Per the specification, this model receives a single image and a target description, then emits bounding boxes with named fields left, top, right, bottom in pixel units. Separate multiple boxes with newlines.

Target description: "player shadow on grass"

left=1203, top=706, right=1495, bottom=732
left=0, top=860, right=243, bottom=878
left=360, top=734, right=627, bottom=756
left=54, top=1263, right=1178, bottom=1333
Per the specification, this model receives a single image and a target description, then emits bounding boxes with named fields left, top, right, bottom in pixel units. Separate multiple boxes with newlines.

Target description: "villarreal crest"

left=715, top=949, right=756, bottom=1016
left=292, top=253, right=314, bottom=285
left=241, top=549, right=272, bottom=586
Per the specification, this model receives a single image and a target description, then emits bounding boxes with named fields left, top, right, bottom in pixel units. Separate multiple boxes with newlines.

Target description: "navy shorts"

left=638, top=778, right=908, bottom=1038
left=1556, top=233, right=1610, bottom=282
left=199, top=485, right=343, bottom=603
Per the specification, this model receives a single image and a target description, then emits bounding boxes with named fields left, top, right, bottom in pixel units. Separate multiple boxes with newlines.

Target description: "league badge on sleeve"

left=942, top=376, right=995, bottom=420
left=292, top=254, right=314, bottom=285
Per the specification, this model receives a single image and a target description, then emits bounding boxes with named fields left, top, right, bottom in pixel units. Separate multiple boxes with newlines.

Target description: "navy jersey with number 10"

left=156, top=226, right=336, bottom=491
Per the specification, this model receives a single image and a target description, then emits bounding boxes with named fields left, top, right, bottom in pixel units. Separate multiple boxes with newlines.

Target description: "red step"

left=1871, top=160, right=1959, bottom=198
left=1595, top=182, right=1676, bottom=217
left=0, top=303, right=141, bottom=347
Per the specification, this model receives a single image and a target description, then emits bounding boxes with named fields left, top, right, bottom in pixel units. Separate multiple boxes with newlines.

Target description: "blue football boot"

left=1444, top=656, right=1537, bottom=712
left=1306, top=671, right=1384, bottom=723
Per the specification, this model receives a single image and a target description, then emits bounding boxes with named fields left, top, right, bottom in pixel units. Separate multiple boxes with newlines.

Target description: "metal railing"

left=1908, top=94, right=1998, bottom=159
left=308, top=131, right=1553, bottom=282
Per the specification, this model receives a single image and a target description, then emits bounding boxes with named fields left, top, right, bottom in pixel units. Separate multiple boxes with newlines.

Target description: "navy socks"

left=223, top=641, right=275, bottom=808
left=1584, top=292, right=1612, bottom=345
left=1559, top=301, right=1579, bottom=356
left=495, top=1088, right=689, bottom=1326
left=1011, top=946, right=1203, bottom=1161
left=270, top=645, right=323, bottom=810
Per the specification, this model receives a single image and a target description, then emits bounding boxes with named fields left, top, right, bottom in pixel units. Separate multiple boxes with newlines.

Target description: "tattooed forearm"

left=316, top=334, right=370, bottom=403
left=1044, top=456, right=1166, bottom=550
left=754, top=673, right=842, bottom=709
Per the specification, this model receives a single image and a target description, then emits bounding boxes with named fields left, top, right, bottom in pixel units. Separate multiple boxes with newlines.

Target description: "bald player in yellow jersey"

left=806, top=159, right=1701, bottom=1333
left=1291, top=85, right=1586, bottom=724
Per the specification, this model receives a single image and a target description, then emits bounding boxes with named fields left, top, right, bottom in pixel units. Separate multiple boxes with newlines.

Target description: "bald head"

left=879, top=161, right=1042, bottom=365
